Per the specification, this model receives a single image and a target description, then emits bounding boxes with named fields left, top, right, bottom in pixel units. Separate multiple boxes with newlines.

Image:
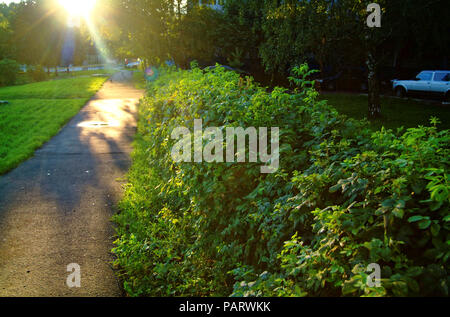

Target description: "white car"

left=125, top=61, right=141, bottom=69
left=392, top=70, right=450, bottom=101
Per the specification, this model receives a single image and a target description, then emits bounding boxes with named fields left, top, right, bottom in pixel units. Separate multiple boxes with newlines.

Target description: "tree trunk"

left=367, top=51, right=381, bottom=119
left=177, top=0, right=182, bottom=20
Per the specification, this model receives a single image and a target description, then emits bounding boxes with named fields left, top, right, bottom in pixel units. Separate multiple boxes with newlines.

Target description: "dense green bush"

left=0, top=58, right=19, bottom=86
left=26, top=65, right=48, bottom=82
left=113, top=64, right=449, bottom=297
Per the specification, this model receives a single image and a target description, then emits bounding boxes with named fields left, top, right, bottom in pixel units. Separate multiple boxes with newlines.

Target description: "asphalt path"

left=0, top=70, right=144, bottom=296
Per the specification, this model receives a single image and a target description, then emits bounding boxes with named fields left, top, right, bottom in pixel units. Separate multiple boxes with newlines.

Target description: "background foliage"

left=0, top=0, right=98, bottom=86
left=0, top=58, right=19, bottom=86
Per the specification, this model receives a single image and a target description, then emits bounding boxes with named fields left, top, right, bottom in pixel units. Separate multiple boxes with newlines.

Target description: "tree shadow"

left=0, top=75, right=143, bottom=295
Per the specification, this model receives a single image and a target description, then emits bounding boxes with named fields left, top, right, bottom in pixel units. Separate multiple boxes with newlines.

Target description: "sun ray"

left=58, top=0, right=97, bottom=18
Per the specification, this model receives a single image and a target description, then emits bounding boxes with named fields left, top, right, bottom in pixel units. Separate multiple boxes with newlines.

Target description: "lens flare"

left=59, top=0, right=96, bottom=18
left=58, top=0, right=112, bottom=65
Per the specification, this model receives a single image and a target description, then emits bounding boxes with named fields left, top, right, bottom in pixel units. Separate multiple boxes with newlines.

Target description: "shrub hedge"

left=26, top=65, right=48, bottom=82
left=112, top=64, right=449, bottom=297
left=0, top=58, right=19, bottom=86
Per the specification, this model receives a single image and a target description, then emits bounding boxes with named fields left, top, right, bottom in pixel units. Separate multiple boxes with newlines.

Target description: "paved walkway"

left=0, top=71, right=144, bottom=296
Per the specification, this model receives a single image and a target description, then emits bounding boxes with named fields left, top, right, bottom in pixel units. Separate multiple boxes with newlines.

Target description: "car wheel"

left=395, top=87, right=406, bottom=98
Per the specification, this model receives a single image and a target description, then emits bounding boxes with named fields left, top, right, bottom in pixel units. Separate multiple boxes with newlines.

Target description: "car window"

left=434, top=72, right=450, bottom=81
left=417, top=72, right=433, bottom=81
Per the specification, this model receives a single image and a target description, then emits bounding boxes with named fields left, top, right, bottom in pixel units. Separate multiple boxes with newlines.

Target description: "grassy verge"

left=50, top=68, right=118, bottom=80
left=0, top=76, right=107, bottom=174
left=0, top=76, right=107, bottom=100
left=320, top=93, right=450, bottom=130
left=14, top=68, right=117, bottom=85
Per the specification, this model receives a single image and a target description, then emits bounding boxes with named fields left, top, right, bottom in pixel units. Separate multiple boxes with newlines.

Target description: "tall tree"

left=248, top=0, right=449, bottom=119
left=103, top=0, right=178, bottom=65
left=11, top=0, right=62, bottom=67
left=0, top=2, right=19, bottom=60
left=0, top=11, right=13, bottom=59
left=9, top=0, right=88, bottom=71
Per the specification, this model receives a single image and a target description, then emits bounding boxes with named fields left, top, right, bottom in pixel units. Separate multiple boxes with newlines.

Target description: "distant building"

left=198, top=0, right=224, bottom=11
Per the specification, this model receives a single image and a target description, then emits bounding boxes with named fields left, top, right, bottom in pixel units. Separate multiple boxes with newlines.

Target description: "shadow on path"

left=0, top=70, right=144, bottom=296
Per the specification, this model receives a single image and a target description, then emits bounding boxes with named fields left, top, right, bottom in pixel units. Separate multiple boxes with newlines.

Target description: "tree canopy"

left=1, top=0, right=448, bottom=115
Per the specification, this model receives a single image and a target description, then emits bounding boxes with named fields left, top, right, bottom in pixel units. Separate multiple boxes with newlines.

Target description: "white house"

left=198, top=0, right=225, bottom=11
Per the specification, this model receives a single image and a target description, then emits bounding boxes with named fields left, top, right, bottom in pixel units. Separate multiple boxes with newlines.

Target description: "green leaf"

left=418, top=219, right=432, bottom=229
left=381, top=199, right=396, bottom=208
left=408, top=215, right=425, bottom=223
left=431, top=224, right=440, bottom=236
left=329, top=183, right=342, bottom=193
left=395, top=200, right=405, bottom=209
left=406, top=266, right=423, bottom=277
left=392, top=208, right=404, bottom=219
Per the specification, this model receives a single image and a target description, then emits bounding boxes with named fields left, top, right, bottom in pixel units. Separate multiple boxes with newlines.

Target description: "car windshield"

left=417, top=72, right=433, bottom=81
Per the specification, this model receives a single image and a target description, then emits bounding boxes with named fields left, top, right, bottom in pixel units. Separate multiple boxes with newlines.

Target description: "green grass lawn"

left=50, top=68, right=118, bottom=80
left=15, top=68, right=118, bottom=85
left=0, top=76, right=107, bottom=100
left=0, top=76, right=107, bottom=174
left=321, top=93, right=450, bottom=131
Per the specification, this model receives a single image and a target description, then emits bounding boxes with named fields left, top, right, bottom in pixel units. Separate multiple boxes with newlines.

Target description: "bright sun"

left=59, top=0, right=97, bottom=18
